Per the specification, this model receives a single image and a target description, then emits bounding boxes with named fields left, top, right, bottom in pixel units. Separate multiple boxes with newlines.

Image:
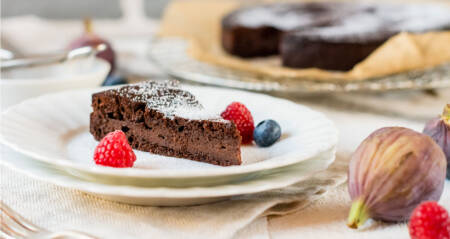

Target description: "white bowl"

left=0, top=58, right=110, bottom=110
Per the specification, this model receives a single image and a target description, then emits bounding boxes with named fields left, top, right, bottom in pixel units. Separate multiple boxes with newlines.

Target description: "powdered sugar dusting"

left=225, top=3, right=341, bottom=30
left=385, top=4, right=450, bottom=32
left=114, top=80, right=225, bottom=121
left=226, top=2, right=450, bottom=42
left=297, top=3, right=450, bottom=42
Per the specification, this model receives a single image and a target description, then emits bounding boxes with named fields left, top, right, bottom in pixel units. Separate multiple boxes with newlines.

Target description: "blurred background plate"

left=148, top=37, right=450, bottom=93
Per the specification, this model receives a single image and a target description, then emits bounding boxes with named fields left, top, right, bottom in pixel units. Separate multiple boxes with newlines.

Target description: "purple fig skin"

left=347, top=127, right=446, bottom=228
left=68, top=19, right=116, bottom=75
left=69, top=36, right=115, bottom=73
left=423, top=104, right=450, bottom=178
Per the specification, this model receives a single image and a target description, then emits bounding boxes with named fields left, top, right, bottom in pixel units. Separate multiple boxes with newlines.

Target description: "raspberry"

left=221, top=102, right=255, bottom=144
left=93, top=130, right=136, bottom=168
left=409, top=201, right=450, bottom=239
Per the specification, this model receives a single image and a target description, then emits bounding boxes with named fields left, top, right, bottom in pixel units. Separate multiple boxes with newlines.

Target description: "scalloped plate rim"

left=0, top=85, right=338, bottom=179
left=0, top=146, right=336, bottom=198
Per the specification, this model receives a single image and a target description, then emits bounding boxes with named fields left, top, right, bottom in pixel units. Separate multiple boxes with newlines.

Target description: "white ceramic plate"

left=0, top=145, right=335, bottom=206
left=0, top=84, right=337, bottom=187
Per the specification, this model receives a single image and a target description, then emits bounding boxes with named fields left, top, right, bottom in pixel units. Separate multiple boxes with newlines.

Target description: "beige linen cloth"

left=2, top=14, right=450, bottom=239
left=2, top=102, right=450, bottom=239
left=2, top=100, right=450, bottom=239
left=0, top=149, right=347, bottom=239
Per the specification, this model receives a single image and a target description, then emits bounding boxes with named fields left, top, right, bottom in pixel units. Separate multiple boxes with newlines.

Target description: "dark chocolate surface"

left=90, top=81, right=242, bottom=166
left=222, top=2, right=450, bottom=70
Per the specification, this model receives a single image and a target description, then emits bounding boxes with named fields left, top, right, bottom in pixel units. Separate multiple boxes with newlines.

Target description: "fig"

left=347, top=127, right=446, bottom=229
left=68, top=18, right=116, bottom=74
left=423, top=104, right=450, bottom=178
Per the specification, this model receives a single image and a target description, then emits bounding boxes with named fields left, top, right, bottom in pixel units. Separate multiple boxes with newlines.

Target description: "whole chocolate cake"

left=222, top=2, right=450, bottom=71
left=90, top=80, right=242, bottom=166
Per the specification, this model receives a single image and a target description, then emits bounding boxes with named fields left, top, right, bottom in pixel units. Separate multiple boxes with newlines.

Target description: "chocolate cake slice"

left=90, top=80, right=242, bottom=166
left=221, top=2, right=345, bottom=57
left=222, top=2, right=450, bottom=71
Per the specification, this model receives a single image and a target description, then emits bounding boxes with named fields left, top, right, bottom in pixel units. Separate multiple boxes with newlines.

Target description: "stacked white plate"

left=0, top=85, right=338, bottom=206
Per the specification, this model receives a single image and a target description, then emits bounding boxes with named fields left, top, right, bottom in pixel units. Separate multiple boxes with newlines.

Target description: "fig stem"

left=442, top=104, right=450, bottom=124
left=347, top=199, right=370, bottom=229
left=83, top=18, right=93, bottom=33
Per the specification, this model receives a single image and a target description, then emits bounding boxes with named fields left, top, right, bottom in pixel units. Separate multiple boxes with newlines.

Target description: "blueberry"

left=102, top=75, right=127, bottom=86
left=253, top=120, right=281, bottom=147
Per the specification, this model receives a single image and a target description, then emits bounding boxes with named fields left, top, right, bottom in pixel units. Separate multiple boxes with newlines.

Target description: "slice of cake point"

left=90, top=80, right=242, bottom=166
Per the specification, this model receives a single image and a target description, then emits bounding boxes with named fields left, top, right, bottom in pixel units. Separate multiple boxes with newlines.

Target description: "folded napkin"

left=0, top=151, right=347, bottom=239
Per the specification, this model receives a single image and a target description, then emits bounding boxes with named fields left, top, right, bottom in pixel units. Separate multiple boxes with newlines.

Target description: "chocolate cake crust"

left=90, top=81, right=242, bottom=166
